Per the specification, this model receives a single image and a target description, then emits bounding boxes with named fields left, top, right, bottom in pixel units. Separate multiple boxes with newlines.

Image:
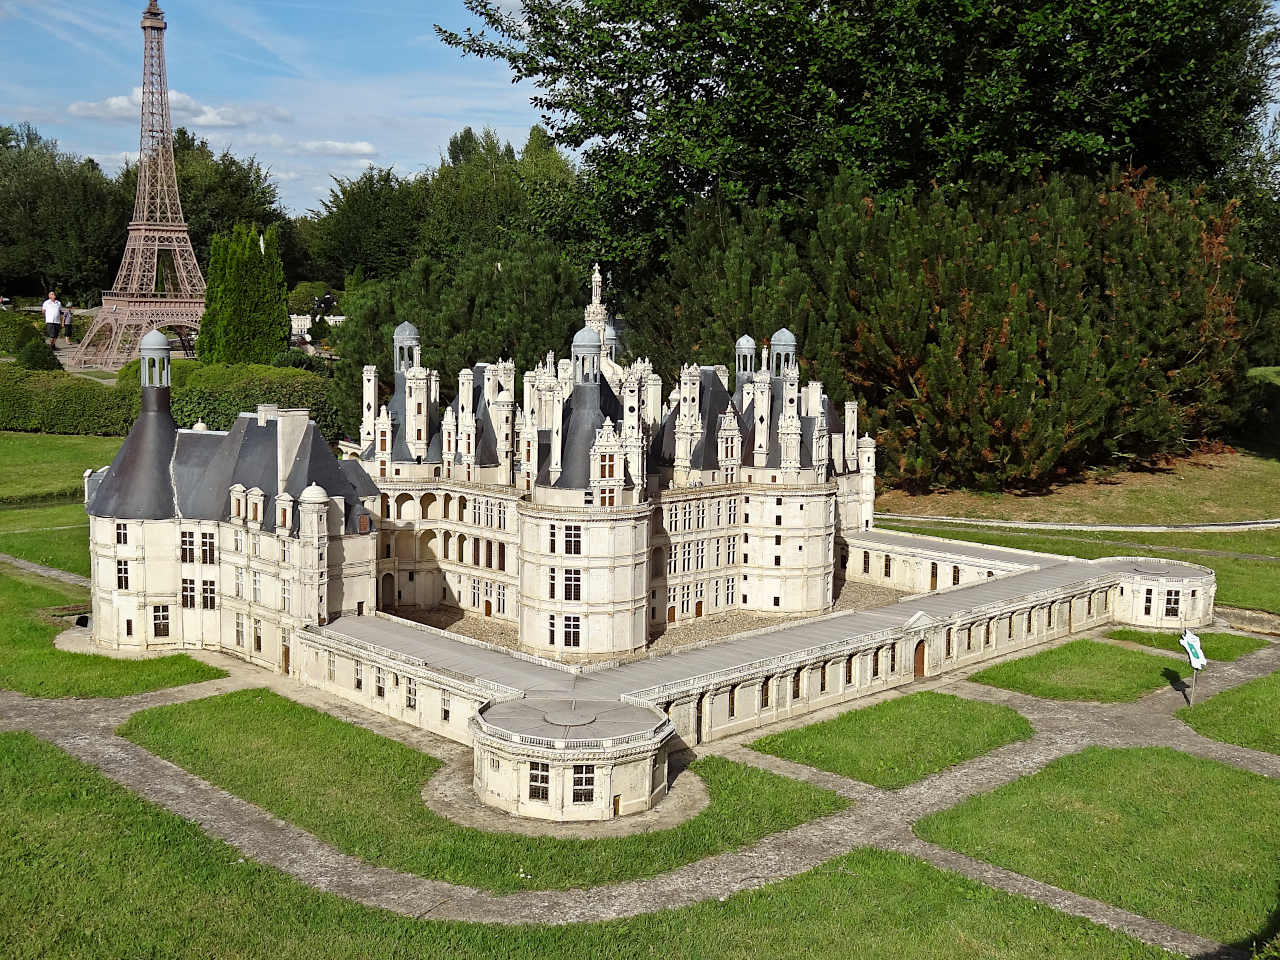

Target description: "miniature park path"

left=2, top=636, right=1278, bottom=958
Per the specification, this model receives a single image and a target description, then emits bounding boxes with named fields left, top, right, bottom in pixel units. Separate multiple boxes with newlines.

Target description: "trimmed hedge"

left=0, top=366, right=134, bottom=435
left=0, top=363, right=340, bottom=439
left=0, top=313, right=41, bottom=354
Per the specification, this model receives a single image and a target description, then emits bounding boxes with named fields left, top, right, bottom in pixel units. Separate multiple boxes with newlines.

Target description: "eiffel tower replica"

left=72, top=0, right=204, bottom=369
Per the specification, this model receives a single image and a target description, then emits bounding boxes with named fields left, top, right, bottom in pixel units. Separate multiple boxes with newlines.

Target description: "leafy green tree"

left=302, top=168, right=425, bottom=285
left=0, top=124, right=131, bottom=303
left=197, top=223, right=290, bottom=364
left=441, top=0, right=1279, bottom=269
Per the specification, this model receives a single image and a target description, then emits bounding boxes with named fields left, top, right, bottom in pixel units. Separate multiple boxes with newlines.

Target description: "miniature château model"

left=86, top=279, right=1219, bottom=824
left=346, top=265, right=871, bottom=661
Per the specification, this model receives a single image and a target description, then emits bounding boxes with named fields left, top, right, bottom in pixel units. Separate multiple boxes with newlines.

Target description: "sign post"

left=1179, top=629, right=1207, bottom=705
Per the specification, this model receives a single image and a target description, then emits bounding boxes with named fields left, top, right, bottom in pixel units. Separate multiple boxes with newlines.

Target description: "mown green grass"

left=970, top=639, right=1189, bottom=702
left=0, top=432, right=119, bottom=503
left=916, top=747, right=1280, bottom=947
left=750, top=691, right=1034, bottom=789
left=118, top=688, right=847, bottom=893
left=1107, top=629, right=1269, bottom=663
left=0, top=565, right=223, bottom=698
left=0, top=504, right=90, bottom=576
left=1178, top=670, right=1280, bottom=757
left=0, top=731, right=1173, bottom=960
left=884, top=521, right=1280, bottom=614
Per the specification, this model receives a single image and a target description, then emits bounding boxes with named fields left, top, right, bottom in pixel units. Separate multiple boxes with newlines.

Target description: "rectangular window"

left=728, top=499, right=738, bottom=524
left=572, top=764, right=595, bottom=803
left=791, top=672, right=802, bottom=699
left=845, top=656, right=854, bottom=685
left=1143, top=589, right=1153, bottom=617
left=683, top=503, right=692, bottom=530
left=152, top=605, right=169, bottom=638
left=680, top=583, right=691, bottom=614
left=116, top=559, right=129, bottom=590
left=281, top=579, right=291, bottom=613
left=529, top=761, right=549, bottom=801
left=696, top=541, right=705, bottom=570
left=819, top=664, right=827, bottom=693
left=471, top=578, right=480, bottom=607
left=761, top=678, right=770, bottom=708
left=548, top=567, right=557, bottom=600
left=234, top=567, right=244, bottom=599
left=1165, top=590, right=1180, bottom=618
left=548, top=614, right=556, bottom=646
left=549, top=523, right=557, bottom=553
left=728, top=686, right=736, bottom=718
left=883, top=555, right=892, bottom=577
left=727, top=537, right=737, bottom=564
left=889, top=644, right=897, bottom=673
left=250, top=535, right=260, bottom=558
left=872, top=648, right=881, bottom=678
left=201, top=532, right=216, bottom=564
left=375, top=667, right=385, bottom=698
left=281, top=540, right=290, bottom=564
left=1026, top=610, right=1033, bottom=634
left=180, top=530, right=194, bottom=562
left=354, top=661, right=363, bottom=691
left=726, top=576, right=736, bottom=604
left=496, top=583, right=507, bottom=614
left=440, top=695, right=451, bottom=722
left=252, top=571, right=263, bottom=604
left=201, top=580, right=216, bottom=610
left=116, top=522, right=128, bottom=545
left=953, top=565, right=961, bottom=586
left=863, top=551, right=870, bottom=575
left=599, top=452, right=615, bottom=478
left=234, top=613, right=245, bottom=647
left=681, top=542, right=691, bottom=572
left=181, top=578, right=195, bottom=609
left=945, top=628, right=954, bottom=658
left=233, top=530, right=244, bottom=553
left=326, top=653, right=336, bottom=683
left=253, top=618, right=262, bottom=653
left=563, top=615, right=581, bottom=647
left=564, top=568, right=581, bottom=601
left=406, top=677, right=417, bottom=709
left=564, top=525, right=582, bottom=555
left=697, top=502, right=706, bottom=528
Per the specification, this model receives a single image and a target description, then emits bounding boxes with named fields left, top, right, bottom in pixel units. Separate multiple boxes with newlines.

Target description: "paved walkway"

left=0, top=552, right=91, bottom=588
left=878, top=512, right=1280, bottom=533
left=2, top=637, right=1277, bottom=958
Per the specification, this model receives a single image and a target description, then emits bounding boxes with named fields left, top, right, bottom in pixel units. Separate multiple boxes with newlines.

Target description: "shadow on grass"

left=1162, top=667, right=1191, bottom=706
left=1232, top=883, right=1280, bottom=957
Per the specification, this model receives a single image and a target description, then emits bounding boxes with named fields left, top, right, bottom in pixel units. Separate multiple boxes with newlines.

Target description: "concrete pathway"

left=0, top=553, right=91, bottom=588
left=877, top=512, right=1280, bottom=533
left=2, top=637, right=1277, bottom=958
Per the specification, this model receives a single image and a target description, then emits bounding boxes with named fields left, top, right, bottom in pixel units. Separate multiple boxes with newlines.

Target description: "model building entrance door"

left=913, top=640, right=927, bottom=678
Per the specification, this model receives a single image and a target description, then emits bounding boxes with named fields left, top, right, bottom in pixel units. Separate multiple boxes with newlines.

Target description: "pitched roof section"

left=86, top=388, right=178, bottom=520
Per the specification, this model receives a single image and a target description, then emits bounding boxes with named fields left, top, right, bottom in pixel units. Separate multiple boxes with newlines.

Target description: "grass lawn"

left=0, top=501, right=90, bottom=576
left=1107, top=629, right=1269, bottom=663
left=0, top=565, right=223, bottom=698
left=749, top=691, right=1034, bottom=789
left=916, top=747, right=1280, bottom=947
left=970, top=639, right=1189, bottom=702
left=117, top=688, right=847, bottom=893
left=0, top=731, right=1174, bottom=960
left=876, top=447, right=1280, bottom=524
left=1177, top=670, right=1280, bottom=757
left=0, top=432, right=120, bottom=503
left=884, top=521, right=1280, bottom=614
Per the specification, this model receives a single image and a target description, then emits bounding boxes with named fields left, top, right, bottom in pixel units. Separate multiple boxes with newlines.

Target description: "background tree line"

left=4, top=0, right=1280, bottom=490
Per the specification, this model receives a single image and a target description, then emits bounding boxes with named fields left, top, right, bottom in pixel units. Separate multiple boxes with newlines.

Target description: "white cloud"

left=68, top=88, right=291, bottom=129
left=298, top=139, right=376, bottom=156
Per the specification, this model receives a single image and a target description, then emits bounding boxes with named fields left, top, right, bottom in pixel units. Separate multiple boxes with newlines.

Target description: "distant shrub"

left=15, top=337, right=61, bottom=370
left=0, top=314, right=41, bottom=354
left=0, top=366, right=135, bottom=435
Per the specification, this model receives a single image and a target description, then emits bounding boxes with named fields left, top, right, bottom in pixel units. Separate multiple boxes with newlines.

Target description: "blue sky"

left=0, top=0, right=543, bottom=212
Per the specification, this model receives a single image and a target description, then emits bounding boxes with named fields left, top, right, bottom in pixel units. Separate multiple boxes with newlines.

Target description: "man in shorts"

left=42, top=292, right=61, bottom=346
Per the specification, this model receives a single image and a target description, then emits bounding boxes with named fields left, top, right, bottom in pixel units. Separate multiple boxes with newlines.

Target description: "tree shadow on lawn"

left=1234, top=885, right=1280, bottom=957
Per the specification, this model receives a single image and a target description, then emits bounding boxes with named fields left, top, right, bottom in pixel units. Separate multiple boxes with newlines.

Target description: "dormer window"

left=251, top=502, right=259, bottom=522
left=599, top=453, right=615, bottom=479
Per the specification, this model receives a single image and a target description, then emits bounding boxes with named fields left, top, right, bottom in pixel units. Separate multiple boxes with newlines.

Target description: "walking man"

left=42, top=291, right=61, bottom=346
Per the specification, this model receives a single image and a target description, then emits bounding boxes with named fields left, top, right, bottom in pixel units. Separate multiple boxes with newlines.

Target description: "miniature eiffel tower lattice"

left=72, top=0, right=204, bottom=369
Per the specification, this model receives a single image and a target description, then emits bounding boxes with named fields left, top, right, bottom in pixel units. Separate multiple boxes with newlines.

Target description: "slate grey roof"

left=86, top=388, right=177, bottom=520
left=480, top=698, right=666, bottom=741
left=537, top=379, right=623, bottom=489
left=650, top=367, right=739, bottom=473
left=91, top=405, right=374, bottom=535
